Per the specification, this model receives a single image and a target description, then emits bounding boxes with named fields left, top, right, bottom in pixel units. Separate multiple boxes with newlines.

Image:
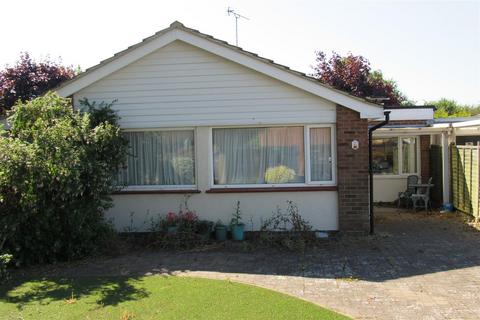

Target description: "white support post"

left=441, top=131, right=451, bottom=205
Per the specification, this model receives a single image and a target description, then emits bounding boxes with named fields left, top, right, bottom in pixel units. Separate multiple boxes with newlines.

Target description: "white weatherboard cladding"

left=73, top=41, right=336, bottom=128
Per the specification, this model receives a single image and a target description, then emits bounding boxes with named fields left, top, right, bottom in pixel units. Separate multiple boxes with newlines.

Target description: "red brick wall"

left=336, top=105, right=370, bottom=234
left=420, top=135, right=430, bottom=183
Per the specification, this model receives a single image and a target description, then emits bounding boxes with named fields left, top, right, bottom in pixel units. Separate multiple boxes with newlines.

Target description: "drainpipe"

left=368, top=111, right=390, bottom=235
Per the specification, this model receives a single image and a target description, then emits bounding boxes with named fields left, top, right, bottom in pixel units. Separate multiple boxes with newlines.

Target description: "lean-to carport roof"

left=55, top=21, right=383, bottom=119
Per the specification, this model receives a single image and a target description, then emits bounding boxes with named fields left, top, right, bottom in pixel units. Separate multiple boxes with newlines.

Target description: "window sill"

left=113, top=189, right=201, bottom=195
left=206, top=186, right=337, bottom=193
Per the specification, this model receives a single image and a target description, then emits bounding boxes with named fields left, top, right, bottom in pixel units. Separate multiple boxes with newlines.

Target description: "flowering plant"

left=164, top=212, right=178, bottom=228
left=178, top=210, right=198, bottom=231
left=179, top=210, right=198, bottom=223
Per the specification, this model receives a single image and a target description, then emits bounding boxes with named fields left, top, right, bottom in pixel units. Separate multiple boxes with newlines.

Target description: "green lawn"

left=0, top=275, right=349, bottom=319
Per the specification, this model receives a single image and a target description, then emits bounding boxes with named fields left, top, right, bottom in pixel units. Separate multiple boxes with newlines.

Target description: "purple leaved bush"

left=0, top=52, right=75, bottom=115
left=312, top=51, right=406, bottom=105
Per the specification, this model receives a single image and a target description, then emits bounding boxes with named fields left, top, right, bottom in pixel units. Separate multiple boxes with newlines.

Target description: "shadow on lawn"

left=0, top=276, right=148, bottom=308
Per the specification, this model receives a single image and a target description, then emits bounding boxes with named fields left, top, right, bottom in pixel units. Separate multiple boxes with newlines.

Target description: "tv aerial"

left=227, top=7, right=249, bottom=46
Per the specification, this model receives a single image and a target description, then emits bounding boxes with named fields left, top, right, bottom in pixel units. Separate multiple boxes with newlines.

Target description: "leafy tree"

left=312, top=51, right=408, bottom=105
left=0, top=53, right=75, bottom=115
left=0, top=92, right=128, bottom=265
left=428, top=98, right=480, bottom=118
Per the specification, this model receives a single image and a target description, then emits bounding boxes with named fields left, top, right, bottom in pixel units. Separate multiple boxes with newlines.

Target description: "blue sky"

left=1, top=0, right=478, bottom=105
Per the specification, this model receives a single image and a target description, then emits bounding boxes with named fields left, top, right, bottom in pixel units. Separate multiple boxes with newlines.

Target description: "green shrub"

left=0, top=92, right=128, bottom=265
left=0, top=253, right=12, bottom=283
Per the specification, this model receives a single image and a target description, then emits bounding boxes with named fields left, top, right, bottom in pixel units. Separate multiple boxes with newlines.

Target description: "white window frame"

left=119, top=127, right=198, bottom=191
left=306, top=124, right=337, bottom=185
left=208, top=124, right=336, bottom=189
left=372, top=135, right=421, bottom=178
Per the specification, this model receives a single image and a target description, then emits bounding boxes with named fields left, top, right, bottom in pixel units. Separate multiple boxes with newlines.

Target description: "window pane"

left=118, top=130, right=195, bottom=185
left=372, top=138, right=398, bottom=175
left=402, top=137, right=417, bottom=173
left=213, top=127, right=305, bottom=185
left=310, top=127, right=332, bottom=181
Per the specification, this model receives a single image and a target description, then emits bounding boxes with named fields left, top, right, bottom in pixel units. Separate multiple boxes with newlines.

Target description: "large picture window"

left=373, top=136, right=419, bottom=176
left=118, top=130, right=195, bottom=187
left=212, top=125, right=334, bottom=186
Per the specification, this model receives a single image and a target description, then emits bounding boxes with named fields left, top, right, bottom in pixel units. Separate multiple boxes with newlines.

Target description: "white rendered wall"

left=373, top=176, right=408, bottom=202
left=109, top=192, right=339, bottom=232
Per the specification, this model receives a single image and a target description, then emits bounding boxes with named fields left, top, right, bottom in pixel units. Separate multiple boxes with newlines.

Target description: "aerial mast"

left=227, top=7, right=249, bottom=46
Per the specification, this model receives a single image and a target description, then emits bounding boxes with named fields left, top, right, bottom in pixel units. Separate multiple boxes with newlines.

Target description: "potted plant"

left=230, top=201, right=245, bottom=241
left=165, top=211, right=179, bottom=234
left=178, top=209, right=198, bottom=233
left=197, top=220, right=214, bottom=241
left=214, top=220, right=227, bottom=241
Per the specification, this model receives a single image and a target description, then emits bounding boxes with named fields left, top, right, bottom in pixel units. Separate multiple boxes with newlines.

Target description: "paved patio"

left=17, top=208, right=480, bottom=319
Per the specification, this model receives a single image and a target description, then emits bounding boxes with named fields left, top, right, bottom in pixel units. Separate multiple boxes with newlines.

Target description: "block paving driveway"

left=24, top=208, right=480, bottom=319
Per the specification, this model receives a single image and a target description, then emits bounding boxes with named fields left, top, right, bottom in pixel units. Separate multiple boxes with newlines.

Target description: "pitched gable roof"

left=56, top=21, right=383, bottom=119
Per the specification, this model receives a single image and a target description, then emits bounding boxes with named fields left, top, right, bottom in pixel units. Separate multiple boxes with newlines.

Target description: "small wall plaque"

left=352, top=140, right=359, bottom=150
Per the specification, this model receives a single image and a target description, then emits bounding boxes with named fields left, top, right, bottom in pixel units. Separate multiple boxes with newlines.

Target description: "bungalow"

left=55, top=21, right=422, bottom=234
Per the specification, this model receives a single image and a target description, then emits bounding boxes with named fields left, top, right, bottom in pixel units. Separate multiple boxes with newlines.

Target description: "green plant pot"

left=197, top=221, right=213, bottom=240
left=199, top=231, right=212, bottom=241
left=231, top=224, right=245, bottom=241
left=215, top=225, right=227, bottom=242
left=167, top=226, right=178, bottom=235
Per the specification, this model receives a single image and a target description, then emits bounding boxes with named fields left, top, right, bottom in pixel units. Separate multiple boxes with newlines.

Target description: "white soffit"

left=374, top=108, right=434, bottom=121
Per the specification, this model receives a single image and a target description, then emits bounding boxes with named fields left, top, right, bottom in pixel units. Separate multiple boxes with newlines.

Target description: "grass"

left=0, top=275, right=350, bottom=320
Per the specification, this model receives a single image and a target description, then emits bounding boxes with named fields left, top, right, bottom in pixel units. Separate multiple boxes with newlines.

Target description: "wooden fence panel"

left=451, top=144, right=479, bottom=219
